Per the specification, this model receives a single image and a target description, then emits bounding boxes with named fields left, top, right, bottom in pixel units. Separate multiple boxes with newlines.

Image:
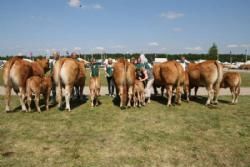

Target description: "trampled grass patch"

left=0, top=95, right=249, bottom=166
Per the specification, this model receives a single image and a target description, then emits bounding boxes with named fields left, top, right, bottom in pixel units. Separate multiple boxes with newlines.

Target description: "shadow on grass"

left=151, top=95, right=167, bottom=105
left=189, top=96, right=222, bottom=109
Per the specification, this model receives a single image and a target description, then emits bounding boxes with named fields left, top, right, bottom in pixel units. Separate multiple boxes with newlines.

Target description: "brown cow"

left=74, top=61, right=86, bottom=100
left=133, top=79, right=145, bottom=107
left=89, top=77, right=101, bottom=107
left=183, top=71, right=190, bottom=102
left=53, top=58, right=80, bottom=111
left=153, top=63, right=165, bottom=96
left=3, top=57, right=49, bottom=112
left=113, top=58, right=136, bottom=108
left=154, top=61, right=185, bottom=106
left=26, top=76, right=52, bottom=112
left=187, top=61, right=223, bottom=105
left=220, top=72, right=241, bottom=104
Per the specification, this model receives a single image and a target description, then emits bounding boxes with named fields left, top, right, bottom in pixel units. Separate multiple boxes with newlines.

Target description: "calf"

left=74, top=61, right=86, bottom=100
left=220, top=72, right=241, bottom=104
left=89, top=77, right=101, bottom=107
left=133, top=80, right=145, bottom=107
left=26, top=76, right=52, bottom=112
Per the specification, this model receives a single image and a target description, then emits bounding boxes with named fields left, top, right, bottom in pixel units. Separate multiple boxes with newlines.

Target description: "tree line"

left=0, top=43, right=248, bottom=63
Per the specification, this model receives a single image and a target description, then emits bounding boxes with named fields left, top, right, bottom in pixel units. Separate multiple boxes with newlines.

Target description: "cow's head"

left=36, top=58, right=50, bottom=73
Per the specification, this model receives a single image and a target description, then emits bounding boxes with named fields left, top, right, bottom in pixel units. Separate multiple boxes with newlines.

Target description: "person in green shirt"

left=105, top=58, right=114, bottom=96
left=90, top=58, right=100, bottom=77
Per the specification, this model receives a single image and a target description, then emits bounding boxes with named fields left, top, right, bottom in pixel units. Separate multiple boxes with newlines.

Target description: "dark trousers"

left=107, top=76, right=114, bottom=95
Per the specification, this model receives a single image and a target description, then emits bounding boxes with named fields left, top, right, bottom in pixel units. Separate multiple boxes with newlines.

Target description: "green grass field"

left=0, top=95, right=249, bottom=166
left=240, top=72, right=250, bottom=87
left=0, top=69, right=249, bottom=87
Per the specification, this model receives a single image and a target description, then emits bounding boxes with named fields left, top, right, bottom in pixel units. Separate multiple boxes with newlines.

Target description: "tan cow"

left=187, top=60, right=223, bottom=105
left=74, top=61, right=86, bottom=100
left=53, top=58, right=80, bottom=111
left=220, top=72, right=241, bottom=104
left=133, top=79, right=145, bottom=107
left=26, top=76, right=52, bottom=112
left=153, top=63, right=165, bottom=96
left=113, top=58, right=136, bottom=108
left=183, top=71, right=190, bottom=101
left=89, top=77, right=101, bottom=107
left=3, top=57, right=49, bottom=112
left=154, top=61, right=185, bottom=106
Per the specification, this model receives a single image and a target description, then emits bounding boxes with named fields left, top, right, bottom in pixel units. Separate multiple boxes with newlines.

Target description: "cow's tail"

left=53, top=59, right=65, bottom=86
left=214, top=61, right=223, bottom=86
left=53, top=59, right=64, bottom=103
left=123, top=59, right=128, bottom=106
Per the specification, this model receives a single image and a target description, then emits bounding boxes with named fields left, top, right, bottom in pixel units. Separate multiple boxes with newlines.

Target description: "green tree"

left=208, top=43, right=218, bottom=60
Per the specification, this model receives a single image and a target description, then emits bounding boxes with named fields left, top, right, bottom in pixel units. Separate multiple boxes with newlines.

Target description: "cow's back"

left=160, top=61, right=183, bottom=85
left=9, top=59, right=33, bottom=88
left=153, top=63, right=163, bottom=86
left=113, top=59, right=127, bottom=86
left=53, top=58, right=79, bottom=86
left=221, top=72, right=241, bottom=88
left=126, top=62, right=136, bottom=87
left=188, top=61, right=223, bottom=87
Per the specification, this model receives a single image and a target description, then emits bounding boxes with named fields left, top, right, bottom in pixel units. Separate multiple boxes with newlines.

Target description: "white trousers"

left=145, top=79, right=154, bottom=98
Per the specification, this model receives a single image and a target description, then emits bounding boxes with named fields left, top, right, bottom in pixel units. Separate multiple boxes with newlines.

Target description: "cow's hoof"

left=58, top=106, right=64, bottom=111
left=5, top=110, right=11, bottom=113
left=120, top=106, right=126, bottom=110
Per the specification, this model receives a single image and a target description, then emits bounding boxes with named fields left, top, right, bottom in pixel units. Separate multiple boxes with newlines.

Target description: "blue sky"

left=0, top=0, right=250, bottom=56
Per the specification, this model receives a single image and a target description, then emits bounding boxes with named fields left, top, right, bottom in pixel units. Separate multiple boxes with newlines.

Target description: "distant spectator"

left=71, top=52, right=78, bottom=60
left=179, top=56, right=190, bottom=71
left=90, top=58, right=100, bottom=77
left=104, top=58, right=115, bottom=96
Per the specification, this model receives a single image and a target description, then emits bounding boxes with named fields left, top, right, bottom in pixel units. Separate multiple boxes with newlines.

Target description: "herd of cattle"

left=2, top=56, right=241, bottom=112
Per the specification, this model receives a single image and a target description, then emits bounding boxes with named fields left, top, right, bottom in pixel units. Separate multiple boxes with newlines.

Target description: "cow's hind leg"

left=230, top=87, right=236, bottom=104
left=213, top=84, right=220, bottom=105
left=235, top=86, right=240, bottom=104
left=166, top=85, right=173, bottom=107
left=56, top=85, right=62, bottom=109
left=206, top=85, right=214, bottom=105
left=34, top=93, right=41, bottom=113
left=176, top=86, right=182, bottom=105
left=65, top=85, right=72, bottom=111
left=90, top=89, right=95, bottom=107
left=5, top=86, right=12, bottom=112
left=18, top=87, right=27, bottom=112
left=96, top=88, right=101, bottom=106
left=119, top=86, right=124, bottom=108
left=44, top=91, right=50, bottom=111
left=27, top=90, right=32, bottom=112
left=127, top=86, right=133, bottom=107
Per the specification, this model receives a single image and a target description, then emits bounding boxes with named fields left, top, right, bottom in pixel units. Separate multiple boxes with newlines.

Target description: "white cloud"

left=173, top=27, right=183, bottom=32
left=240, top=44, right=250, bottom=48
left=93, top=4, right=103, bottom=9
left=112, top=45, right=126, bottom=49
left=227, top=44, right=238, bottom=48
left=95, top=46, right=105, bottom=50
left=161, top=11, right=184, bottom=20
left=185, top=46, right=203, bottom=51
left=148, top=42, right=159, bottom=46
left=68, top=0, right=81, bottom=8
left=73, top=47, right=81, bottom=51
left=226, top=44, right=250, bottom=48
